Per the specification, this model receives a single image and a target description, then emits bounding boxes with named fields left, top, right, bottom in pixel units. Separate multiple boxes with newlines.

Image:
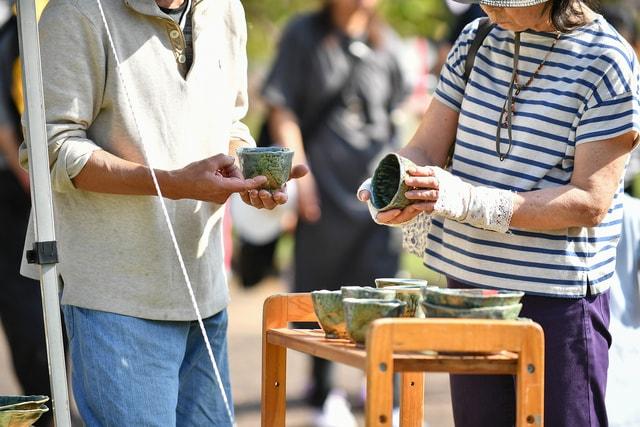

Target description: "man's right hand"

left=165, top=154, right=266, bottom=204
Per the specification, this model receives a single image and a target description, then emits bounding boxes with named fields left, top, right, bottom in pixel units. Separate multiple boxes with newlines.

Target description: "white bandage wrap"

left=432, top=167, right=515, bottom=233
left=401, top=212, right=433, bottom=258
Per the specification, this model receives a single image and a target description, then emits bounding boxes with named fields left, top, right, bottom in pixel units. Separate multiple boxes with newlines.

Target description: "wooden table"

left=262, top=293, right=544, bottom=427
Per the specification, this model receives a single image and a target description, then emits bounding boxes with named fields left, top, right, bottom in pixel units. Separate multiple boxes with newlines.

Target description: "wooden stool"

left=262, top=293, right=544, bottom=427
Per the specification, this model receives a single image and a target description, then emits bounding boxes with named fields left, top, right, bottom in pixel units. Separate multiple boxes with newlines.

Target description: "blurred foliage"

left=243, top=0, right=454, bottom=65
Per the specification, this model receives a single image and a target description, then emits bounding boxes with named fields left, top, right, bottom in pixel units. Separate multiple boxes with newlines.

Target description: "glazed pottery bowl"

left=370, top=153, right=418, bottom=212
left=0, top=395, right=49, bottom=427
left=341, top=286, right=395, bottom=300
left=379, top=285, right=427, bottom=318
left=421, top=301, right=523, bottom=320
left=311, top=290, right=348, bottom=339
left=343, top=298, right=406, bottom=344
left=374, top=278, right=429, bottom=288
left=236, top=147, right=294, bottom=191
left=422, top=288, right=525, bottom=309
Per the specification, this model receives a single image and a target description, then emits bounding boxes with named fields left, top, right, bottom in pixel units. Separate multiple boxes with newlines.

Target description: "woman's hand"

left=357, top=165, right=440, bottom=225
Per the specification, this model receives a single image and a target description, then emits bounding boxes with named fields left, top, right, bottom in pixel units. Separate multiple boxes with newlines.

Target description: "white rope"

left=94, top=1, right=234, bottom=423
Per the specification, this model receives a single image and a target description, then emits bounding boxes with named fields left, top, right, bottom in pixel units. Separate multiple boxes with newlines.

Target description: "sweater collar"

left=124, top=0, right=205, bottom=18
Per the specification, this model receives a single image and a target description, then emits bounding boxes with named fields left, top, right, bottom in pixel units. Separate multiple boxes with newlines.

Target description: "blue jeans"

left=62, top=305, right=234, bottom=426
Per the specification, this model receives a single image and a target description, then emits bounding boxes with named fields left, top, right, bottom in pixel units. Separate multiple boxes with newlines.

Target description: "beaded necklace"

left=496, top=31, right=561, bottom=160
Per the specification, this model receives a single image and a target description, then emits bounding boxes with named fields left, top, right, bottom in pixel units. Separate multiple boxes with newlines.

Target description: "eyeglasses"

left=496, top=32, right=521, bottom=161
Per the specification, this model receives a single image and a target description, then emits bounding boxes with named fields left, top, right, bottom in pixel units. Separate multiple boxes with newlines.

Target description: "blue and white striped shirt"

left=427, top=16, right=640, bottom=297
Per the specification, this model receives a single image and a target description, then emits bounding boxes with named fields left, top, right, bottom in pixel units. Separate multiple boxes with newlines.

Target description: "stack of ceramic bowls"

left=421, top=288, right=524, bottom=320
left=311, top=286, right=406, bottom=345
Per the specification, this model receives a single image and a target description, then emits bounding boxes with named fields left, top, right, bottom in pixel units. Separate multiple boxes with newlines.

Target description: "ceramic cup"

left=421, top=287, right=525, bottom=309
left=374, top=278, right=429, bottom=288
left=378, top=285, right=427, bottom=318
left=370, top=153, right=418, bottom=212
left=343, top=298, right=406, bottom=344
left=421, top=301, right=523, bottom=320
left=311, top=290, right=348, bottom=339
left=236, top=147, right=294, bottom=191
left=340, top=286, right=395, bottom=300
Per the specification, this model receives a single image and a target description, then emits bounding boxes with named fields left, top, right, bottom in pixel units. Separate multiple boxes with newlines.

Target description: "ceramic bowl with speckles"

left=236, top=147, right=293, bottom=191
left=374, top=278, right=429, bottom=288
left=421, top=301, right=523, bottom=320
left=311, top=290, right=348, bottom=339
left=343, top=298, right=406, bottom=344
left=340, top=286, right=396, bottom=300
left=370, top=153, right=418, bottom=212
left=378, top=285, right=427, bottom=318
left=422, top=287, right=525, bottom=309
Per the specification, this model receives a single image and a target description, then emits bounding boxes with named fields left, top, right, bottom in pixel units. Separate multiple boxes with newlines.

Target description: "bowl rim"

left=421, top=301, right=523, bottom=313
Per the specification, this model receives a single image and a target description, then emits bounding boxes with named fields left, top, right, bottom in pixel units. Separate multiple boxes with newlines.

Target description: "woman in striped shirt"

left=359, top=0, right=639, bottom=425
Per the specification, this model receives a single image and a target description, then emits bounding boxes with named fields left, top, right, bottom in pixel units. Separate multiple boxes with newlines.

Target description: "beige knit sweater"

left=20, top=0, right=254, bottom=320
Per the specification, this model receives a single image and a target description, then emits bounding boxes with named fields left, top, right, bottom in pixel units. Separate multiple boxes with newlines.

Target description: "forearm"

left=0, top=127, right=26, bottom=178
left=71, top=149, right=175, bottom=197
left=511, top=185, right=615, bottom=230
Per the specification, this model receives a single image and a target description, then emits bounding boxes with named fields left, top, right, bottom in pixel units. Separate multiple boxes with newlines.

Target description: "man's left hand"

left=237, top=164, right=308, bottom=209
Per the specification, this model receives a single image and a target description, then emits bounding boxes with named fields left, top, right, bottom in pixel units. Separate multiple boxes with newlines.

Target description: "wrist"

left=156, top=168, right=182, bottom=200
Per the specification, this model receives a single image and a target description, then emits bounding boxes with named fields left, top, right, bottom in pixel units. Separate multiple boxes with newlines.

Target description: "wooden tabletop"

left=267, top=328, right=518, bottom=375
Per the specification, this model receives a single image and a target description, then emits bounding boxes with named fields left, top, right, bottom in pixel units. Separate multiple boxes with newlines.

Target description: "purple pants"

left=447, top=279, right=611, bottom=427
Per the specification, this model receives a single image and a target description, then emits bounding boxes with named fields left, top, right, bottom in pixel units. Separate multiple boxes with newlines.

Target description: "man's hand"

left=166, top=154, right=267, bottom=204
left=239, top=164, right=308, bottom=210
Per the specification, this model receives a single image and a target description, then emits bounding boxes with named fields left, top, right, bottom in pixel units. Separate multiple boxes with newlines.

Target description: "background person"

left=261, top=0, right=410, bottom=424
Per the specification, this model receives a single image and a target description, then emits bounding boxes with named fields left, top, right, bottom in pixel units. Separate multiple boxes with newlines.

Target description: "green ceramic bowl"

left=374, top=278, right=429, bottom=288
left=421, top=301, right=523, bottom=320
left=422, top=288, right=525, bottom=309
left=311, top=290, right=348, bottom=339
left=379, top=285, right=426, bottom=318
left=0, top=395, right=49, bottom=427
left=370, top=153, right=418, bottom=212
left=341, top=286, right=395, bottom=300
left=236, top=147, right=294, bottom=191
left=343, top=298, right=406, bottom=344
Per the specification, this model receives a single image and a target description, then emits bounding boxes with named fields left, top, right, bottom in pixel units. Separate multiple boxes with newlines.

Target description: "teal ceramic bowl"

left=374, top=278, right=429, bottom=288
left=370, top=153, right=418, bottom=212
left=0, top=395, right=49, bottom=427
left=311, top=290, right=348, bottom=339
left=343, top=298, right=406, bottom=344
left=379, top=285, right=426, bottom=318
left=421, top=301, right=523, bottom=320
left=422, top=288, right=525, bottom=309
left=236, top=147, right=293, bottom=191
left=341, top=286, right=395, bottom=300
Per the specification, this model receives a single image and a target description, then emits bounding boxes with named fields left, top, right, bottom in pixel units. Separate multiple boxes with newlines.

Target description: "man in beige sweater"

left=20, top=0, right=305, bottom=424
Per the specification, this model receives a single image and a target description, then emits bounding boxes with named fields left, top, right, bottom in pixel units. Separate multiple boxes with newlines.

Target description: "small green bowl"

left=422, top=288, right=525, bottom=309
left=379, top=285, right=426, bottom=317
left=236, top=147, right=293, bottom=190
left=374, top=278, right=429, bottom=288
left=311, top=290, right=348, bottom=339
left=421, top=301, right=523, bottom=320
left=343, top=298, right=406, bottom=344
left=341, top=286, right=395, bottom=300
left=370, top=153, right=418, bottom=212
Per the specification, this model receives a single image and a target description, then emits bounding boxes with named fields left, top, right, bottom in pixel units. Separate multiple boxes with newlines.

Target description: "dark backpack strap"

left=445, top=17, right=495, bottom=169
left=463, top=17, right=495, bottom=83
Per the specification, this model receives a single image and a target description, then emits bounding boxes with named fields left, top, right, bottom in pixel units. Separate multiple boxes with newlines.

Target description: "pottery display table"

left=262, top=293, right=545, bottom=427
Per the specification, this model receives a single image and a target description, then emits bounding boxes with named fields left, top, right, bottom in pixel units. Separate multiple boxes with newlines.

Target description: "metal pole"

left=15, top=0, right=72, bottom=425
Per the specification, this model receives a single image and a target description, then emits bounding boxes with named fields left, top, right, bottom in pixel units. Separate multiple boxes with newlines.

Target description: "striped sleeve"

left=433, top=20, right=481, bottom=112
left=575, top=52, right=640, bottom=145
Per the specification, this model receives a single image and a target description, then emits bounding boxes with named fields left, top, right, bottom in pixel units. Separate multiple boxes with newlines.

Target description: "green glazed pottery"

left=421, top=301, right=523, bottom=320
left=0, top=395, right=49, bottom=427
left=343, top=298, right=406, bottom=344
left=374, top=278, right=429, bottom=288
left=370, top=153, right=418, bottom=212
left=236, top=147, right=294, bottom=191
left=340, top=286, right=395, bottom=300
left=422, top=288, right=525, bottom=309
left=311, top=290, right=348, bottom=339
left=379, top=285, right=426, bottom=318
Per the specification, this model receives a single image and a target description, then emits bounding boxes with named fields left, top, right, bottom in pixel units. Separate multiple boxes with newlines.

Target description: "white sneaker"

left=313, top=389, right=358, bottom=427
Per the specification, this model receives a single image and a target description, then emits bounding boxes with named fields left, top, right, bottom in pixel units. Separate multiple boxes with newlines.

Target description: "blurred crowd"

left=1, top=0, right=639, bottom=426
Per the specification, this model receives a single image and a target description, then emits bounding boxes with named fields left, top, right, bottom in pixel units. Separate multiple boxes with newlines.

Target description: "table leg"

left=400, top=372, right=424, bottom=427
left=261, top=341, right=287, bottom=427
